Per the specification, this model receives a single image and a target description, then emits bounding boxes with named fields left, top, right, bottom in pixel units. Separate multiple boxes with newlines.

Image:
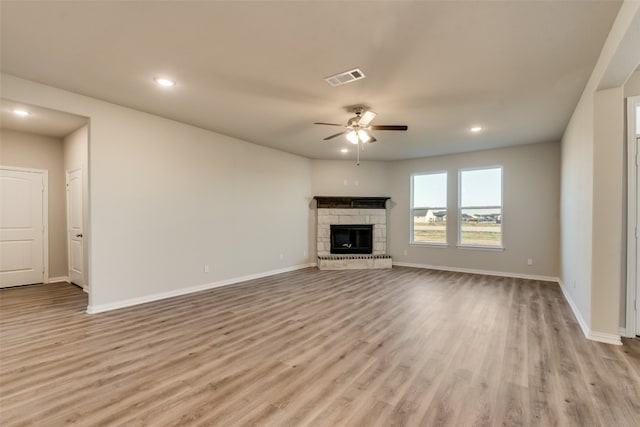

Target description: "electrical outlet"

left=527, top=258, right=533, bottom=266
left=355, top=180, right=359, bottom=186
left=303, top=249, right=308, bottom=257
left=343, top=179, right=348, bottom=186
left=404, top=249, right=408, bottom=256
left=204, top=264, right=210, bottom=273
left=280, top=253, right=284, bottom=260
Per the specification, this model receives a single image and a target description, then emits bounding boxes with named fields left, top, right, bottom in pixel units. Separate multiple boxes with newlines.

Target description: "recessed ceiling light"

left=12, top=109, right=30, bottom=117
left=470, top=126, right=482, bottom=132
left=340, top=148, right=349, bottom=153
left=154, top=77, right=175, bottom=87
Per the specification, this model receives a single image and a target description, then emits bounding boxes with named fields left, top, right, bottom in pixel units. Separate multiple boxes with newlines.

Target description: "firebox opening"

left=330, top=224, right=373, bottom=254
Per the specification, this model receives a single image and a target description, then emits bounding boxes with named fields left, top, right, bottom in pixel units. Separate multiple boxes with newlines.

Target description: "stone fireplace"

left=314, top=196, right=392, bottom=270
left=330, top=224, right=373, bottom=254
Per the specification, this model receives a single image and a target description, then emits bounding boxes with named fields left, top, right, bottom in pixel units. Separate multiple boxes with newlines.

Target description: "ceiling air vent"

left=324, top=68, right=366, bottom=86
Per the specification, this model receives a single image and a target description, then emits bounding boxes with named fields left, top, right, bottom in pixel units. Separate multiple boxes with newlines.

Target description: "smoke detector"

left=324, top=68, right=366, bottom=86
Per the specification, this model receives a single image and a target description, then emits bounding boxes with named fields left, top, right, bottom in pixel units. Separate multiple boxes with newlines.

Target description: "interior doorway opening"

left=626, top=96, right=640, bottom=337
left=0, top=99, right=90, bottom=297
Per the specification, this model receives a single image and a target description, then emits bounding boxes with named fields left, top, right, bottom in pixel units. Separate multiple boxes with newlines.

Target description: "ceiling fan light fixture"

left=360, top=110, right=377, bottom=125
left=315, top=110, right=407, bottom=164
left=358, top=130, right=371, bottom=143
left=346, top=131, right=359, bottom=144
left=470, top=126, right=482, bottom=132
left=12, top=109, right=31, bottom=117
left=154, top=77, right=176, bottom=87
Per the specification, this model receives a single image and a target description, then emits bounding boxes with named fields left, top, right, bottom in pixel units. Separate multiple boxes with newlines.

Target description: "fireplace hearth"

left=314, top=196, right=392, bottom=270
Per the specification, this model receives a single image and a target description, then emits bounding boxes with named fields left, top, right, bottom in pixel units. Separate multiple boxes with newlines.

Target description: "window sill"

left=456, top=245, right=505, bottom=252
left=409, top=242, right=449, bottom=248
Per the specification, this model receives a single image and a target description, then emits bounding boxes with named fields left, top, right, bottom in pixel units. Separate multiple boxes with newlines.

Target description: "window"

left=459, top=167, right=503, bottom=247
left=411, top=172, right=447, bottom=244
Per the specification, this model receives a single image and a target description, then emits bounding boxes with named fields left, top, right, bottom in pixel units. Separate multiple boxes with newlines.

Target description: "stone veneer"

left=316, top=207, right=392, bottom=270
left=317, top=209, right=387, bottom=256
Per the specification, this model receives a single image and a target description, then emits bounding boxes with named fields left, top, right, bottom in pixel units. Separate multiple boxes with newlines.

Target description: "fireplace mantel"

left=314, top=196, right=390, bottom=209
left=315, top=196, right=391, bottom=269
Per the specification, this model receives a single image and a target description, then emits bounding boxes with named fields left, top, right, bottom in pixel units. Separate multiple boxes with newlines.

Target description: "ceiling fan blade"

left=314, top=122, right=344, bottom=127
left=360, top=110, right=377, bottom=126
left=367, top=135, right=377, bottom=143
left=323, top=131, right=346, bottom=140
left=370, top=125, right=408, bottom=131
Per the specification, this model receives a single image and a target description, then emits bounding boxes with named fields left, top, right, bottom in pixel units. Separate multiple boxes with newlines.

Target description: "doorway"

left=626, top=96, right=640, bottom=337
left=637, top=136, right=640, bottom=336
left=0, top=166, right=48, bottom=288
left=66, top=168, right=85, bottom=289
left=0, top=99, right=89, bottom=294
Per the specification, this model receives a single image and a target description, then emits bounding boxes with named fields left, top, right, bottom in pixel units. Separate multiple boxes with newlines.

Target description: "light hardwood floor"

left=1, top=267, right=639, bottom=426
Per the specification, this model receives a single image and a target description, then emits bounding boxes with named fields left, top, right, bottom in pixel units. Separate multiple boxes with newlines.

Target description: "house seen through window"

left=411, top=172, right=447, bottom=244
left=459, top=167, right=503, bottom=247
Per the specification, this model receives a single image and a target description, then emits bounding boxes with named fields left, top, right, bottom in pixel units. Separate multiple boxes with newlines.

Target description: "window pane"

left=460, top=207, right=502, bottom=246
left=460, top=168, right=502, bottom=207
left=460, top=167, right=502, bottom=246
left=413, top=173, right=447, bottom=208
left=412, top=172, right=447, bottom=244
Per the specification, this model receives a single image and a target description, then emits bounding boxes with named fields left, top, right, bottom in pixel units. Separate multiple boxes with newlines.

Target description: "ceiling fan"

left=314, top=106, right=408, bottom=165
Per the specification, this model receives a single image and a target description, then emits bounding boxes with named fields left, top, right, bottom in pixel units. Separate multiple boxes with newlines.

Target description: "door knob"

left=76, top=233, right=83, bottom=238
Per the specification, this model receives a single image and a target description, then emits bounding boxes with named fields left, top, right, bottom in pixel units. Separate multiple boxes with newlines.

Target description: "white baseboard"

left=392, top=263, right=623, bottom=346
left=588, top=331, right=623, bottom=346
left=392, top=262, right=559, bottom=283
left=48, top=276, right=69, bottom=283
left=558, top=280, right=622, bottom=346
left=86, top=263, right=316, bottom=314
left=558, top=280, right=590, bottom=337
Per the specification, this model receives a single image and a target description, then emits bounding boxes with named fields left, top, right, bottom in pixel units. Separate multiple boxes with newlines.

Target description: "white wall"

left=0, top=129, right=68, bottom=278
left=1, top=74, right=312, bottom=311
left=4, top=2, right=636, bottom=321
left=310, top=160, right=392, bottom=259
left=388, top=142, right=560, bottom=278
left=560, top=0, right=640, bottom=340
left=311, top=160, right=391, bottom=197
left=311, top=144, right=561, bottom=279
left=560, top=88, right=595, bottom=327
left=624, top=69, right=640, bottom=97
left=63, top=124, right=89, bottom=287
left=592, top=87, right=625, bottom=335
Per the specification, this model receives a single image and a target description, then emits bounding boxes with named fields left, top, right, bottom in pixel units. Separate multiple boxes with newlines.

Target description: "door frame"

left=625, top=96, right=640, bottom=337
left=0, top=165, right=49, bottom=284
left=65, top=167, right=86, bottom=289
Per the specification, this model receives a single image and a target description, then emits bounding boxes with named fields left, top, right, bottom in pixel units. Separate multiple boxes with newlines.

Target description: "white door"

left=637, top=137, right=640, bottom=336
left=0, top=168, right=45, bottom=288
left=67, top=169, right=85, bottom=288
left=626, top=98, right=640, bottom=337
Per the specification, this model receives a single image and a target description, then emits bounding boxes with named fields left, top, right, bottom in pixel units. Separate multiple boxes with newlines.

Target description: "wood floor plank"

left=1, top=267, right=639, bottom=426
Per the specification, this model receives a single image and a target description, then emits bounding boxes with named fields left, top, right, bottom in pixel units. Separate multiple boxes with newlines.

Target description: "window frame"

left=457, top=165, right=504, bottom=250
left=410, top=170, right=449, bottom=247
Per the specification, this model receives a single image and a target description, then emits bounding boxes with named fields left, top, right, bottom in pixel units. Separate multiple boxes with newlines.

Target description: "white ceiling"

left=1, top=99, right=88, bottom=138
left=0, top=1, right=622, bottom=160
